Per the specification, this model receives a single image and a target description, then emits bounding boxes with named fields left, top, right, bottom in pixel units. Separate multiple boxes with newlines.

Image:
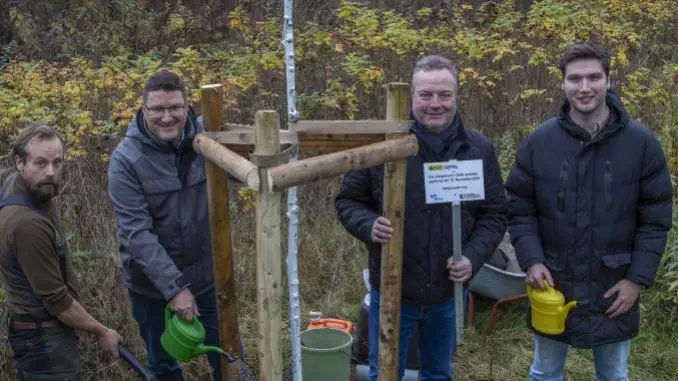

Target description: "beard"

left=29, top=180, right=60, bottom=203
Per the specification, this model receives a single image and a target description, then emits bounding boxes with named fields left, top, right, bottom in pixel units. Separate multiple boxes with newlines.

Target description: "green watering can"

left=160, top=306, right=237, bottom=363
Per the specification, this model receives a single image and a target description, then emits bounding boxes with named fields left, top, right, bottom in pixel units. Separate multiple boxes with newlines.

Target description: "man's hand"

left=447, top=255, right=472, bottom=283
left=526, top=263, right=554, bottom=289
left=371, top=217, right=393, bottom=244
left=169, top=288, right=200, bottom=321
left=98, top=328, right=123, bottom=358
left=604, top=279, right=641, bottom=319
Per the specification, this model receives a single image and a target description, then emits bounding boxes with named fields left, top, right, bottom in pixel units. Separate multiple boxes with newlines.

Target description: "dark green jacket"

left=0, top=170, right=78, bottom=319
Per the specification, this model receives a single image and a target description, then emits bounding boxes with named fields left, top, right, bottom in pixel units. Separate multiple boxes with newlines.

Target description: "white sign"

left=424, top=160, right=485, bottom=204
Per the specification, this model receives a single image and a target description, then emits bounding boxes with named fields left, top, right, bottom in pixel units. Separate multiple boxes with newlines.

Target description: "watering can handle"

left=165, top=305, right=171, bottom=331
left=526, top=278, right=553, bottom=295
left=541, top=278, right=552, bottom=290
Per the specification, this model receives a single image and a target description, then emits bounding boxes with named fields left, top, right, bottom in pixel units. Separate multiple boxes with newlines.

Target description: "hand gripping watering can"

left=526, top=279, right=577, bottom=335
left=160, top=306, right=238, bottom=363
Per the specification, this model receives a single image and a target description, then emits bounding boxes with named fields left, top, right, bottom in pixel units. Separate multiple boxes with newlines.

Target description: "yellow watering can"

left=526, top=279, right=577, bottom=335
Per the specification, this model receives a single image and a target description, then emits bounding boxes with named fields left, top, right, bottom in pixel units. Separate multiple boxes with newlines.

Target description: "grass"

left=455, top=294, right=678, bottom=381
left=0, top=154, right=677, bottom=381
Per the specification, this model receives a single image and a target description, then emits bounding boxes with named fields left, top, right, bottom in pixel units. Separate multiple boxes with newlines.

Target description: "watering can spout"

left=195, top=345, right=238, bottom=363
left=563, top=300, right=577, bottom=314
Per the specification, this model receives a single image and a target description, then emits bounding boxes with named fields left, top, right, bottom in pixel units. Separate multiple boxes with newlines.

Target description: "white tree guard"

left=283, top=0, right=303, bottom=380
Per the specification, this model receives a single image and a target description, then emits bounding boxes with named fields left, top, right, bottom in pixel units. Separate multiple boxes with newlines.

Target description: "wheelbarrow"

left=468, top=233, right=528, bottom=335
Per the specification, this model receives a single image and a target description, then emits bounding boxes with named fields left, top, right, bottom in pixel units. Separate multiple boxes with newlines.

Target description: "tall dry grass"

left=0, top=141, right=367, bottom=380
left=2, top=148, right=677, bottom=381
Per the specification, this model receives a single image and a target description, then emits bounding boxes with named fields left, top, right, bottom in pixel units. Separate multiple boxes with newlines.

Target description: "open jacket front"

left=335, top=115, right=507, bottom=305
left=108, top=109, right=213, bottom=301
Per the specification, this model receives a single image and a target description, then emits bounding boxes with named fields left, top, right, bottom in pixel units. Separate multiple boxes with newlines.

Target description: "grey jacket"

left=108, top=108, right=214, bottom=300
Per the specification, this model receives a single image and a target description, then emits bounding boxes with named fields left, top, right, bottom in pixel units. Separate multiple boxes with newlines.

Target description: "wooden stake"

left=267, top=135, right=418, bottom=192
left=200, top=84, right=241, bottom=380
left=378, top=82, right=410, bottom=381
left=254, top=110, right=283, bottom=381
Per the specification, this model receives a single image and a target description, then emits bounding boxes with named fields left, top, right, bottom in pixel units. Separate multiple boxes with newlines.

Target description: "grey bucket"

left=301, top=328, right=353, bottom=381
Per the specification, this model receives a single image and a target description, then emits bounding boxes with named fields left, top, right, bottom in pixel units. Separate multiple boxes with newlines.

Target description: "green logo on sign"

left=428, top=164, right=443, bottom=171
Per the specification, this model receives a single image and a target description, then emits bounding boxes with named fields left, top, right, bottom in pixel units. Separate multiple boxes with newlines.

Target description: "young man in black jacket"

left=506, top=43, right=672, bottom=381
left=335, top=55, right=507, bottom=381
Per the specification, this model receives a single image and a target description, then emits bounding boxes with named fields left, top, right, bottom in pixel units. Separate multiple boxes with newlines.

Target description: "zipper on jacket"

left=557, top=161, right=569, bottom=212
left=176, top=150, right=185, bottom=270
left=604, top=161, right=613, bottom=210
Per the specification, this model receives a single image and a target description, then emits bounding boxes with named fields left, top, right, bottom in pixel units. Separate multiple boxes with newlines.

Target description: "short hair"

left=559, top=42, right=611, bottom=77
left=412, top=55, right=459, bottom=90
left=13, top=124, right=65, bottom=161
left=142, top=71, right=187, bottom=104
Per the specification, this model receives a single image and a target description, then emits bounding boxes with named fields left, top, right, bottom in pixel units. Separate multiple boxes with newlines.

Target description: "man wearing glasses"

left=107, top=71, right=225, bottom=380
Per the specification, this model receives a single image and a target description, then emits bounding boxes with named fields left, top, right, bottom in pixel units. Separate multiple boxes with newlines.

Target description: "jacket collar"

left=410, top=110, right=470, bottom=161
left=0, top=169, right=51, bottom=208
left=557, top=88, right=630, bottom=142
left=127, top=106, right=200, bottom=153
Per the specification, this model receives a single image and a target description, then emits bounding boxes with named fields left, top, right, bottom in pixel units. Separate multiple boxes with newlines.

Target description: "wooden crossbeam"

left=206, top=120, right=413, bottom=154
left=293, top=120, right=411, bottom=134
left=205, top=130, right=386, bottom=154
left=204, top=129, right=299, bottom=146
left=193, top=133, right=259, bottom=189
left=267, top=135, right=418, bottom=192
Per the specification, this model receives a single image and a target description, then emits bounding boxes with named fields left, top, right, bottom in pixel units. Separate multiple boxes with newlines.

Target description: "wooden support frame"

left=198, top=82, right=414, bottom=380
left=200, top=84, right=242, bottom=380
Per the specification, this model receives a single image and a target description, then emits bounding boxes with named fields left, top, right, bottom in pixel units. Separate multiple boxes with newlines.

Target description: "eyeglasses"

left=144, top=104, right=187, bottom=117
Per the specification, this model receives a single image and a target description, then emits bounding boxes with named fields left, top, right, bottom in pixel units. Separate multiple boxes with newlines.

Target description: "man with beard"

left=335, top=55, right=507, bottom=380
left=108, top=71, right=229, bottom=380
left=0, top=124, right=122, bottom=380
left=506, top=42, right=672, bottom=380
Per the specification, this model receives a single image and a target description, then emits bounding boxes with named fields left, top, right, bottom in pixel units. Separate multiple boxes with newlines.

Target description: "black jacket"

left=335, top=114, right=507, bottom=305
left=506, top=90, right=673, bottom=347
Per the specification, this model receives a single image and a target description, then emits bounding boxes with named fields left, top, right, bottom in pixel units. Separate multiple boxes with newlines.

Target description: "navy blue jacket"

left=335, top=115, right=507, bottom=305
left=506, top=90, right=672, bottom=347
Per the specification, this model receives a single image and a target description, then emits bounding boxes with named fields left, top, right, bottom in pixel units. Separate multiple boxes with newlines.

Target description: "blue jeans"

left=368, top=288, right=465, bottom=381
left=530, top=334, right=631, bottom=381
left=129, top=288, right=223, bottom=381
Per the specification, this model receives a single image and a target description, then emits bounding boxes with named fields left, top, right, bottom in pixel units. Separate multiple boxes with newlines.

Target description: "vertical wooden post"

left=378, top=82, right=410, bottom=381
left=201, top=84, right=242, bottom=380
left=255, top=110, right=283, bottom=381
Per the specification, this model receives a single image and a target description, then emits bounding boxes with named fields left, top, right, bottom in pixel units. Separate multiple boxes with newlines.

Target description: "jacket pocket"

left=141, top=177, right=182, bottom=220
left=544, top=250, right=566, bottom=272
left=600, top=252, right=631, bottom=269
left=598, top=252, right=633, bottom=312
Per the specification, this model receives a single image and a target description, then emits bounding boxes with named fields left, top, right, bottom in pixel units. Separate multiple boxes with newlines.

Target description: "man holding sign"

left=506, top=43, right=672, bottom=380
left=335, top=55, right=507, bottom=381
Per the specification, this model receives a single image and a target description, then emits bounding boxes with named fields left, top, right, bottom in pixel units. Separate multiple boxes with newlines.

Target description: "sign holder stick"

left=452, top=200, right=464, bottom=346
